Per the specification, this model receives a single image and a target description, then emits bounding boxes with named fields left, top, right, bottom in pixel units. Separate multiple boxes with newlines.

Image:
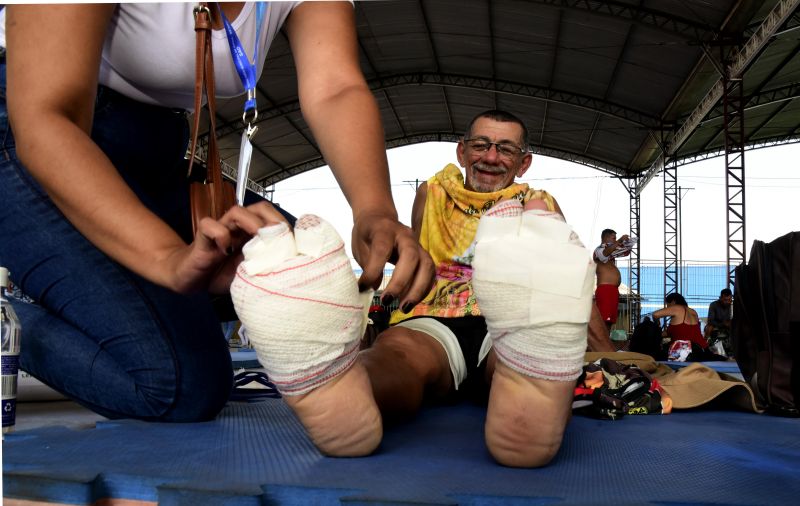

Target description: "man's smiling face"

left=457, top=117, right=532, bottom=193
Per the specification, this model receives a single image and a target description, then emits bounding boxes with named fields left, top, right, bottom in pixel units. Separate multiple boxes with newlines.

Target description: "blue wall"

left=618, top=264, right=729, bottom=319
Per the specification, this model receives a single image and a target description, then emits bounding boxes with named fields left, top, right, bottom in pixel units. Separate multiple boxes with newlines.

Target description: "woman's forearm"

left=287, top=2, right=397, bottom=222
left=13, top=112, right=188, bottom=288
left=6, top=4, right=188, bottom=289
left=305, top=85, right=397, bottom=220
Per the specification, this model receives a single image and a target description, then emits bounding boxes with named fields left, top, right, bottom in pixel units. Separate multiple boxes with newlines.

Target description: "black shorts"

left=407, top=315, right=491, bottom=401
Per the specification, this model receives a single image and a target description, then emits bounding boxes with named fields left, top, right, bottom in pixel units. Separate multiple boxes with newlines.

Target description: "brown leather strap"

left=203, top=12, right=226, bottom=220
left=187, top=3, right=210, bottom=179
left=187, top=3, right=226, bottom=219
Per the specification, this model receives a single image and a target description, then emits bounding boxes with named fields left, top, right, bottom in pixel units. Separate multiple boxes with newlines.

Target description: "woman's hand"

left=351, top=211, right=434, bottom=310
left=169, top=202, right=289, bottom=294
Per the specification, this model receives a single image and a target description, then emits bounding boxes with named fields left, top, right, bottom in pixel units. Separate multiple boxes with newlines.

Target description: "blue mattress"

left=3, top=397, right=799, bottom=505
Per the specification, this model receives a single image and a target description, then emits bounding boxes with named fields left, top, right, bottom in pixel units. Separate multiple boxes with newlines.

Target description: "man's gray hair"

left=464, top=110, right=529, bottom=151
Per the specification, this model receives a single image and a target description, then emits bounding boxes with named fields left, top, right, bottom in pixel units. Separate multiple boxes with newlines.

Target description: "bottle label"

left=2, top=372, right=18, bottom=397
left=2, top=354, right=20, bottom=375
left=2, top=397, right=16, bottom=427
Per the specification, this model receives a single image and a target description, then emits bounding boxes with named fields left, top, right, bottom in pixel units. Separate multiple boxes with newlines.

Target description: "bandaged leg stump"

left=472, top=199, right=595, bottom=467
left=230, top=215, right=382, bottom=456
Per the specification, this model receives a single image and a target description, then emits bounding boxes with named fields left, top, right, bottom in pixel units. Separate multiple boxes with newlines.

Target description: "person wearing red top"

left=652, top=293, right=709, bottom=351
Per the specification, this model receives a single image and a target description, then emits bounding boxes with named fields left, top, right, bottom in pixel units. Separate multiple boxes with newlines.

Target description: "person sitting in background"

left=652, top=293, right=725, bottom=361
left=705, top=288, right=733, bottom=354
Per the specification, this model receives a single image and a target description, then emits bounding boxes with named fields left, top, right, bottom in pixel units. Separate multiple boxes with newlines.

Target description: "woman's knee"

left=84, top=335, right=231, bottom=422
left=161, top=345, right=232, bottom=422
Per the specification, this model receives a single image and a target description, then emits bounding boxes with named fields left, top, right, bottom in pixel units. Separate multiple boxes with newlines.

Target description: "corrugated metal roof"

left=206, top=0, right=800, bottom=190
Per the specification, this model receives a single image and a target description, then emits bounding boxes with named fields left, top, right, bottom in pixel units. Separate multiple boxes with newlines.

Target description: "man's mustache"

left=472, top=162, right=505, bottom=175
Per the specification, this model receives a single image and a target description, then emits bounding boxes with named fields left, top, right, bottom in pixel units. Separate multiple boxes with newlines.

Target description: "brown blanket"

left=584, top=352, right=762, bottom=413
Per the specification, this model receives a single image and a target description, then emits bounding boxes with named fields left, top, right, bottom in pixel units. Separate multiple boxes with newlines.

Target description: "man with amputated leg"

left=232, top=110, right=601, bottom=466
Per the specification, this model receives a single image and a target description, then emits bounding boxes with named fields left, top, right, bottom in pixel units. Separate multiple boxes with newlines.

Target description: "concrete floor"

left=5, top=350, right=262, bottom=435
left=11, top=399, right=108, bottom=433
left=6, top=372, right=107, bottom=434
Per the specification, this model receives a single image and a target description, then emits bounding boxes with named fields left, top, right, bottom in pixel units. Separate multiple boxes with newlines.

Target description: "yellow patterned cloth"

left=390, top=164, right=556, bottom=324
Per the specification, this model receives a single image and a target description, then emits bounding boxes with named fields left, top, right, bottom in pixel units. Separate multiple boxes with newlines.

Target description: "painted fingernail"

left=381, top=294, right=394, bottom=306
left=401, top=302, right=414, bottom=313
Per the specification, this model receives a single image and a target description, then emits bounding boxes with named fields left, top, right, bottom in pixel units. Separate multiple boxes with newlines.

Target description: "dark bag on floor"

left=628, top=317, right=665, bottom=360
left=732, top=231, right=800, bottom=416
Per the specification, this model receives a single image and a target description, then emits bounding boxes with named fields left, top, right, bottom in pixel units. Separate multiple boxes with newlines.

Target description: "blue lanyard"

left=218, top=2, right=267, bottom=120
left=218, top=3, right=268, bottom=206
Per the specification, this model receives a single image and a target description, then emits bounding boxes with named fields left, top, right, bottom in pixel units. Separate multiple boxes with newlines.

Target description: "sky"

left=270, top=141, right=800, bottom=271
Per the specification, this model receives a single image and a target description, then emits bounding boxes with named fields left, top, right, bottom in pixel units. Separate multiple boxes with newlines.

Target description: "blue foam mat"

left=662, top=360, right=743, bottom=374
left=3, top=399, right=799, bottom=505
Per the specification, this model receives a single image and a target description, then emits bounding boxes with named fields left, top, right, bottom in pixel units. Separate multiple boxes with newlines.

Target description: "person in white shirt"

left=0, top=3, right=433, bottom=428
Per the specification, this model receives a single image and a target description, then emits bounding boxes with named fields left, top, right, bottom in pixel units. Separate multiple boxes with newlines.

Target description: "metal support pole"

left=677, top=185, right=682, bottom=295
left=627, top=177, right=641, bottom=331
left=664, top=157, right=679, bottom=299
left=723, top=77, right=747, bottom=288
left=634, top=0, right=799, bottom=197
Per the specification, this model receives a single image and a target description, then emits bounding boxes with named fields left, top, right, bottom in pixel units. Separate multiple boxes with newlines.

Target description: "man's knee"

left=372, top=326, right=420, bottom=357
left=362, top=325, right=454, bottom=416
left=371, top=326, right=449, bottom=382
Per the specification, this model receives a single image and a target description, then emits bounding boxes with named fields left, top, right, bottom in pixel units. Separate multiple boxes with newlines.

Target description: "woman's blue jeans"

left=0, top=63, right=233, bottom=421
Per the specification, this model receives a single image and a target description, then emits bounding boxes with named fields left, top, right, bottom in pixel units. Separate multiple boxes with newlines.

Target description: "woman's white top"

left=0, top=2, right=302, bottom=110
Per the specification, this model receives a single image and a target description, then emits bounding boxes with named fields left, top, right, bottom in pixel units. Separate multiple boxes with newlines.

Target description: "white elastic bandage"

left=230, top=215, right=372, bottom=396
left=472, top=199, right=595, bottom=381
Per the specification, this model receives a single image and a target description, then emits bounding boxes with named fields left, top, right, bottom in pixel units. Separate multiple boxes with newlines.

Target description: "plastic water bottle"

left=1, top=266, right=22, bottom=434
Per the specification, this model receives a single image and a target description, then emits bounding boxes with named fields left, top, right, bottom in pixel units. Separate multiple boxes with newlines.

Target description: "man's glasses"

left=464, top=138, right=526, bottom=158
